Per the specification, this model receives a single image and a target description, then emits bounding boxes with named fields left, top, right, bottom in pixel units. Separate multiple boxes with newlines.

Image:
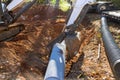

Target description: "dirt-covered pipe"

left=101, top=17, right=120, bottom=79
left=44, top=41, right=66, bottom=80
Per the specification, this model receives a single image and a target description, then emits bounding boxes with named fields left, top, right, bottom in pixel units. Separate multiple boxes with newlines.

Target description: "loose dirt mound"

left=0, top=5, right=66, bottom=80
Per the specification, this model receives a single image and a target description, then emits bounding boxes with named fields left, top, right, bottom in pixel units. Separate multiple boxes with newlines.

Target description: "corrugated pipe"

left=101, top=17, right=120, bottom=80
left=44, top=41, right=66, bottom=80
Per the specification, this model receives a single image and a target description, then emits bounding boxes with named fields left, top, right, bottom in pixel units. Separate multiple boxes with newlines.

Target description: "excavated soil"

left=0, top=5, right=120, bottom=80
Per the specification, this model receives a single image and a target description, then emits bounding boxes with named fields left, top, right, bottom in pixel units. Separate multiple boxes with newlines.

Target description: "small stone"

left=0, top=74, right=5, bottom=79
left=16, top=76, right=26, bottom=80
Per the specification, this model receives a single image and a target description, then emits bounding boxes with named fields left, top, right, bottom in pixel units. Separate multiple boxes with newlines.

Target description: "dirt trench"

left=0, top=5, right=116, bottom=80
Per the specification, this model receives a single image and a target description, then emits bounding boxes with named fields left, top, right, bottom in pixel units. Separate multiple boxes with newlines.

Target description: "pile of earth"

left=0, top=5, right=66, bottom=80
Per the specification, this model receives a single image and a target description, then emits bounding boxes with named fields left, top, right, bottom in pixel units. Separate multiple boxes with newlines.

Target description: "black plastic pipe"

left=101, top=17, right=120, bottom=80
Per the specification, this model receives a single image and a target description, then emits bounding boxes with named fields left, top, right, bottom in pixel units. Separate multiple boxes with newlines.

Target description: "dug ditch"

left=0, top=5, right=119, bottom=80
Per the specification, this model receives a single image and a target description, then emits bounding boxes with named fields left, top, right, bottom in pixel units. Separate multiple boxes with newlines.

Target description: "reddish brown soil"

left=0, top=5, right=118, bottom=80
left=0, top=5, right=66, bottom=80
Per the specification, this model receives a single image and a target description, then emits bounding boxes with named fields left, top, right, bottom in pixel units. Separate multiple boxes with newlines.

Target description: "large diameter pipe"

left=44, top=41, right=66, bottom=80
left=101, top=17, right=120, bottom=79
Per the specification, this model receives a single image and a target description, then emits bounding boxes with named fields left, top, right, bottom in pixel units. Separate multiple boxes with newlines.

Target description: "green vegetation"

left=59, top=0, right=70, bottom=12
left=38, top=0, right=70, bottom=12
left=36, top=0, right=45, bottom=3
left=50, top=0, right=56, bottom=5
